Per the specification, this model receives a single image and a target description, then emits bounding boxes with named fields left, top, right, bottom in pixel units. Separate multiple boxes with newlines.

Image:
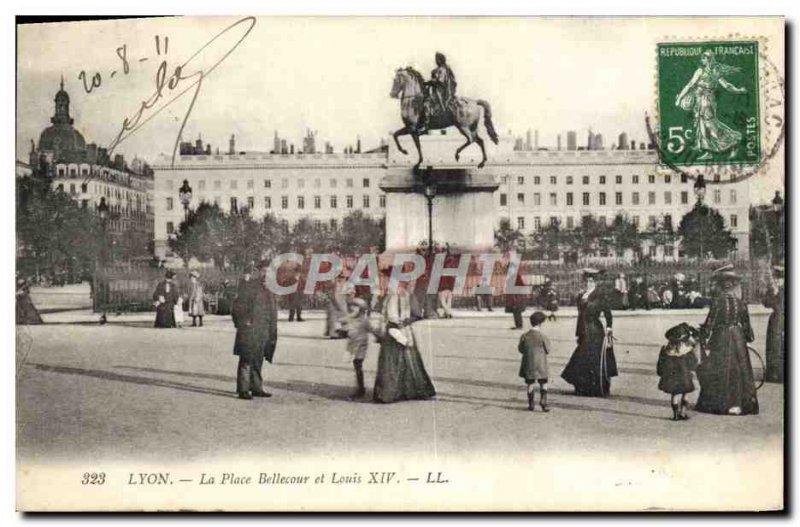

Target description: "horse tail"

left=476, top=99, right=499, bottom=144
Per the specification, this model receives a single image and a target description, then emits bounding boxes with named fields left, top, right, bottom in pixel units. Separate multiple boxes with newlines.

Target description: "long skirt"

left=154, top=304, right=176, bottom=328
left=695, top=326, right=759, bottom=415
left=373, top=332, right=436, bottom=403
left=765, top=311, right=784, bottom=383
left=561, top=331, right=618, bottom=397
left=16, top=293, right=43, bottom=325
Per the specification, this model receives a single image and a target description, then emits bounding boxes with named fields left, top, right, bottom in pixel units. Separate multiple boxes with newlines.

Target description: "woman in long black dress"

left=561, top=269, right=617, bottom=396
left=695, top=270, right=759, bottom=415
left=762, top=265, right=785, bottom=383
left=373, top=279, right=436, bottom=403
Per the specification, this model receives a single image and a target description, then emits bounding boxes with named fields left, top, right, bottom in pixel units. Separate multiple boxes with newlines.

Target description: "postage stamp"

left=657, top=41, right=761, bottom=168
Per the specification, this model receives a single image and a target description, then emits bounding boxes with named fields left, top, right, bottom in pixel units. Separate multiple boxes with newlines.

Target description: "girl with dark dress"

left=657, top=323, right=700, bottom=421
left=152, top=270, right=179, bottom=328
left=561, top=269, right=617, bottom=397
left=373, top=280, right=436, bottom=404
left=695, top=270, right=759, bottom=416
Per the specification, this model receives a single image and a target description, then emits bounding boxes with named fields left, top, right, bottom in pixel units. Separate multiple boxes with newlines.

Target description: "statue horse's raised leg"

left=454, top=124, right=473, bottom=162
left=393, top=126, right=411, bottom=155
left=411, top=131, right=423, bottom=169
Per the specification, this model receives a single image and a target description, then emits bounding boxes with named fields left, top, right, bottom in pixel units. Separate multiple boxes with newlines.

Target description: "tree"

left=335, top=211, right=385, bottom=255
left=494, top=218, right=524, bottom=252
left=16, top=176, right=101, bottom=283
left=169, top=202, right=230, bottom=268
left=678, top=203, right=736, bottom=259
left=528, top=219, right=577, bottom=261
left=750, top=205, right=784, bottom=263
left=608, top=214, right=642, bottom=261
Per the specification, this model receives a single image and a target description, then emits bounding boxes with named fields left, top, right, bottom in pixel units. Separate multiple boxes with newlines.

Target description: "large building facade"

left=152, top=130, right=751, bottom=262
left=24, top=79, right=154, bottom=244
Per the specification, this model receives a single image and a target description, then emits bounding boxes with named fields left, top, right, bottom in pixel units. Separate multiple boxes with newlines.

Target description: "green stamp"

left=657, top=41, right=760, bottom=167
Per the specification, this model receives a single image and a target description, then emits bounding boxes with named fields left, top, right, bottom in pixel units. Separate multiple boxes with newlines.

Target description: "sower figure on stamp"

left=152, top=269, right=179, bottom=328
left=231, top=259, right=279, bottom=400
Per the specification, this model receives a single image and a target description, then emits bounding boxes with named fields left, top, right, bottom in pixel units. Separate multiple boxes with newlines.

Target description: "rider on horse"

left=421, top=52, right=457, bottom=130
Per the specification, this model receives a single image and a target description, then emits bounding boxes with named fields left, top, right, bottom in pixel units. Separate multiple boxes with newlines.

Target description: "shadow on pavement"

left=30, top=363, right=235, bottom=398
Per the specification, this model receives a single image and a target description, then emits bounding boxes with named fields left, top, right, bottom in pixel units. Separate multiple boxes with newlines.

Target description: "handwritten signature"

left=87, top=16, right=256, bottom=167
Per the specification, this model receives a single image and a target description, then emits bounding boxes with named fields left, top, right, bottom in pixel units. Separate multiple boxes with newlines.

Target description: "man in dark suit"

left=231, top=260, right=279, bottom=400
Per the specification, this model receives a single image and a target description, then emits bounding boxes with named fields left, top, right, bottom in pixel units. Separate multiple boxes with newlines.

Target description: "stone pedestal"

left=380, top=167, right=499, bottom=253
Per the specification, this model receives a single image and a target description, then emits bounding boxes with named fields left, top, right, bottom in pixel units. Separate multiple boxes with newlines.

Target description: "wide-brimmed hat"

left=665, top=322, right=695, bottom=343
left=165, top=270, right=176, bottom=279
left=674, top=273, right=686, bottom=281
left=713, top=263, right=735, bottom=275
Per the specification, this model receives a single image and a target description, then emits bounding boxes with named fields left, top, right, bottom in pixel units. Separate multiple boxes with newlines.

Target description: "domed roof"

left=38, top=124, right=86, bottom=155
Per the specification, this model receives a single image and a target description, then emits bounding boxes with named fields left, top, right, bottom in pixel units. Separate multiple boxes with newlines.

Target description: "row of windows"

left=502, top=173, right=719, bottom=187
left=167, top=194, right=388, bottom=212
left=512, top=213, right=738, bottom=231
left=500, top=189, right=737, bottom=207
left=164, top=176, right=374, bottom=192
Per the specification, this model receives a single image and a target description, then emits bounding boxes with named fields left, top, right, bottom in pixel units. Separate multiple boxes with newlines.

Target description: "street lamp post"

left=422, top=170, right=437, bottom=258
left=96, top=197, right=110, bottom=322
left=179, top=179, right=193, bottom=223
left=693, top=175, right=707, bottom=259
left=772, top=190, right=784, bottom=263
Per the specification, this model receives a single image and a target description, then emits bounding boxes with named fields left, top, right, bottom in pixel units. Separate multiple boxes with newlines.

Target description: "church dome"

left=38, top=124, right=86, bottom=154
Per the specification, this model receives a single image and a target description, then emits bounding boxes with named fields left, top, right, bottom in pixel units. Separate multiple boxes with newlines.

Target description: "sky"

left=16, top=16, right=784, bottom=202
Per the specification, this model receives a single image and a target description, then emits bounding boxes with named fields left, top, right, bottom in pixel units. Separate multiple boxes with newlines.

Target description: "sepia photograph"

left=13, top=14, right=786, bottom=512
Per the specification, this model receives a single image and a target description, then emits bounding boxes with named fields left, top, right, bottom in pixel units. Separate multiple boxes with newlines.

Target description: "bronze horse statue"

left=390, top=67, right=499, bottom=169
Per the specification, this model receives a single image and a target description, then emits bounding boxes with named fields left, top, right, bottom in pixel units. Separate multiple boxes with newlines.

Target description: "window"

left=681, top=174, right=688, bottom=183
left=69, top=183, right=76, bottom=194
left=665, top=174, right=672, bottom=184
left=648, top=191, right=656, bottom=205
left=534, top=193, right=541, bottom=206
left=534, top=217, right=541, bottom=231
left=632, top=192, right=640, bottom=205
left=517, top=216, right=525, bottom=230
left=346, top=195, right=354, bottom=208
left=648, top=215, right=658, bottom=230
left=649, top=245, right=657, bottom=258
left=166, top=197, right=174, bottom=211
left=517, top=193, right=525, bottom=204
left=314, top=178, right=321, bottom=188
left=247, top=196, right=254, bottom=209
left=230, top=180, right=238, bottom=190
left=615, top=192, right=623, bottom=205
left=566, top=216, right=574, bottom=229
left=648, top=174, right=656, bottom=184
left=517, top=176, right=525, bottom=185
left=582, top=176, right=589, bottom=185
left=730, top=189, right=737, bottom=204
left=582, top=192, right=590, bottom=206
left=632, top=216, right=640, bottom=229
left=330, top=219, right=338, bottom=229
left=681, top=191, right=689, bottom=204
left=314, top=196, right=321, bottom=209
left=346, top=178, right=354, bottom=188
left=730, top=214, right=738, bottom=228
left=664, top=245, right=675, bottom=257
left=615, top=175, right=622, bottom=184
left=550, top=216, right=558, bottom=227
left=664, top=215, right=673, bottom=231
left=298, top=178, right=305, bottom=189
left=198, top=180, right=206, bottom=190
left=566, top=176, right=573, bottom=185
left=213, top=196, right=220, bottom=206
left=230, top=197, right=238, bottom=213
left=281, top=178, right=289, bottom=189
left=550, top=176, right=557, bottom=185
left=566, top=192, right=574, bottom=206
left=247, top=179, right=254, bottom=190
left=330, top=196, right=338, bottom=208
left=713, top=173, right=721, bottom=183
left=632, top=175, right=639, bottom=184
left=166, top=221, right=174, bottom=235
left=664, top=192, right=672, bottom=205
left=599, top=175, right=606, bottom=185
left=598, top=216, right=606, bottom=227
left=70, top=167, right=76, bottom=176
left=297, top=196, right=305, bottom=209
left=534, top=176, right=541, bottom=185
left=549, top=193, right=557, bottom=206
left=380, top=195, right=386, bottom=208
left=81, top=183, right=88, bottom=193
left=713, top=189, right=721, bottom=204
left=81, top=167, right=88, bottom=176
left=500, top=193, right=507, bottom=206
left=281, top=196, right=288, bottom=209
left=599, top=192, right=606, bottom=206
left=363, top=195, right=370, bottom=208
left=264, top=196, right=272, bottom=209
left=363, top=178, right=370, bottom=188
left=330, top=179, right=338, bottom=188
left=214, top=180, right=221, bottom=190
left=58, top=167, right=65, bottom=177
left=264, top=179, right=271, bottom=189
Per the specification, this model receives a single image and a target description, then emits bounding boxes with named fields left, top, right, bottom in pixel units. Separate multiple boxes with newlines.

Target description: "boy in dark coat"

left=657, top=322, right=699, bottom=420
left=518, top=311, right=551, bottom=412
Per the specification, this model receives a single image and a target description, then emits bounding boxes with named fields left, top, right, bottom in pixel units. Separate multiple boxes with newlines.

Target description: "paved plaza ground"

left=16, top=307, right=784, bottom=510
